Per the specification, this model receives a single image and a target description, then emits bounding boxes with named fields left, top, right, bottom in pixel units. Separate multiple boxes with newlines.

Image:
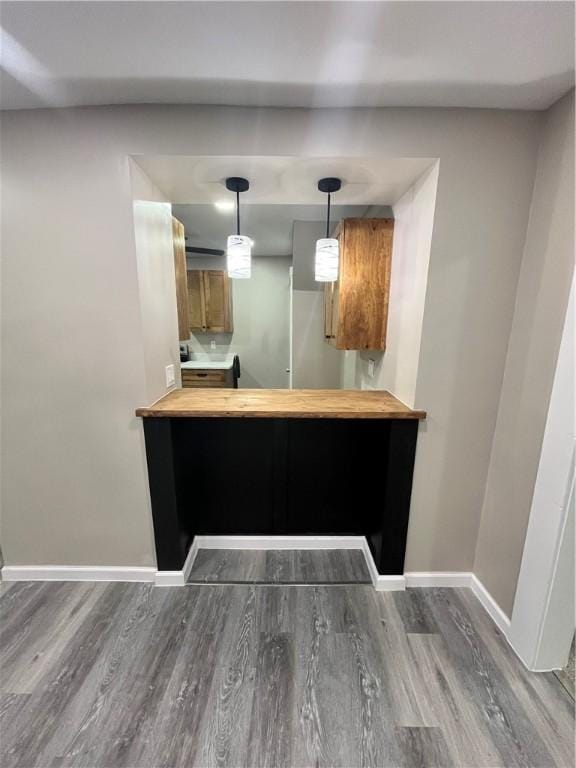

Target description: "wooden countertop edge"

left=136, top=408, right=426, bottom=419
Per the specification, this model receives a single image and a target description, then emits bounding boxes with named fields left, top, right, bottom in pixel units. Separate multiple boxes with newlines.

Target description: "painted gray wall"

left=351, top=163, right=439, bottom=405
left=474, top=90, right=575, bottom=617
left=291, top=220, right=346, bottom=389
left=292, top=221, right=325, bottom=291
left=291, top=290, right=343, bottom=389
left=1, top=104, right=541, bottom=573
left=130, top=160, right=182, bottom=403
left=187, top=256, right=291, bottom=389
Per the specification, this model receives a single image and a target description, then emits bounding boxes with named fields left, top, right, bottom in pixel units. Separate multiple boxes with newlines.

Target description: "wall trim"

left=358, top=537, right=405, bottom=591
left=470, top=573, right=511, bottom=634
left=194, top=535, right=366, bottom=550
left=404, top=571, right=473, bottom=588
left=0, top=551, right=514, bottom=646
left=1, top=565, right=157, bottom=583
left=374, top=575, right=407, bottom=591
left=155, top=538, right=199, bottom=587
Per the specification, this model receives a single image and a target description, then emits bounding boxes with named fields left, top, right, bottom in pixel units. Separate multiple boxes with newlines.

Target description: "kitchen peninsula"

left=137, top=389, right=426, bottom=579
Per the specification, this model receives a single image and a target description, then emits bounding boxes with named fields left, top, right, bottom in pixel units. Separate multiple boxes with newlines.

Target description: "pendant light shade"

left=315, top=177, right=342, bottom=282
left=315, top=237, right=339, bottom=282
left=225, top=177, right=251, bottom=279
left=227, top=234, right=251, bottom=279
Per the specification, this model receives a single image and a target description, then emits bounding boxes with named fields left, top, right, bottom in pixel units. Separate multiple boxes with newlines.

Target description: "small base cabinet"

left=142, top=414, right=420, bottom=576
left=181, top=369, right=229, bottom=388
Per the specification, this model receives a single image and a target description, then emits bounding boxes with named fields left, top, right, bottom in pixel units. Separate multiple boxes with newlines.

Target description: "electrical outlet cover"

left=165, top=364, right=175, bottom=388
left=368, top=358, right=375, bottom=378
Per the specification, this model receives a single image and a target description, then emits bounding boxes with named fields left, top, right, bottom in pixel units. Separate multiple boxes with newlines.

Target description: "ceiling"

left=133, top=155, right=435, bottom=205
left=173, top=203, right=391, bottom=257
left=2, top=2, right=574, bottom=111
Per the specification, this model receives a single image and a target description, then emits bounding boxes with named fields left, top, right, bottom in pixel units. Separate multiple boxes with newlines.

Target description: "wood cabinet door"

left=324, top=283, right=334, bottom=338
left=323, top=281, right=340, bottom=343
left=172, top=217, right=190, bottom=340
left=336, top=218, right=393, bottom=350
left=187, top=270, right=206, bottom=331
left=203, top=270, right=233, bottom=332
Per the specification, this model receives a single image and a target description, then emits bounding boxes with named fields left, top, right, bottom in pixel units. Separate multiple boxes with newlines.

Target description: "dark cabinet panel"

left=285, top=419, right=388, bottom=535
left=143, top=416, right=418, bottom=576
left=172, top=418, right=277, bottom=535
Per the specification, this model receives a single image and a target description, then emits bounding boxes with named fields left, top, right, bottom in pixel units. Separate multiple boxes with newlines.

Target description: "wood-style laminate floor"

left=187, top=549, right=372, bottom=584
left=0, top=581, right=573, bottom=768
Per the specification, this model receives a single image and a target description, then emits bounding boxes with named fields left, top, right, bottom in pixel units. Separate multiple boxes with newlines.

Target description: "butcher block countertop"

left=136, top=388, right=426, bottom=420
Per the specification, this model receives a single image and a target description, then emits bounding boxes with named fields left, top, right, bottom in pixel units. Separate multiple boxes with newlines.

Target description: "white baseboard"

left=374, top=575, right=407, bottom=591
left=194, top=535, right=366, bottom=550
left=0, top=553, right=512, bottom=641
left=1, top=565, right=156, bottom=583
left=155, top=538, right=200, bottom=587
left=404, top=571, right=511, bottom=634
left=404, top=571, right=473, bottom=588
left=470, top=573, right=511, bottom=634
left=357, top=538, right=406, bottom=591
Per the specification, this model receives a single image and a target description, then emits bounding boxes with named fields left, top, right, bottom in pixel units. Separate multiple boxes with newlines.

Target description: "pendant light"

left=315, top=177, right=342, bottom=282
left=226, top=177, right=251, bottom=279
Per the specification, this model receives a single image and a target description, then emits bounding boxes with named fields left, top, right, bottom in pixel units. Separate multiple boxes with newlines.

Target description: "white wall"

left=291, top=220, right=347, bottom=388
left=130, top=160, right=181, bottom=403
left=1, top=104, right=541, bottom=569
left=508, top=278, right=575, bottom=669
left=187, top=256, right=291, bottom=389
left=291, top=290, right=343, bottom=389
left=353, top=163, right=439, bottom=405
left=474, top=91, right=575, bottom=616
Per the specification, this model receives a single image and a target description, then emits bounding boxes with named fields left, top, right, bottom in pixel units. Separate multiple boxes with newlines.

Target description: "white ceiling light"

left=315, top=178, right=342, bottom=282
left=225, top=177, right=251, bottom=279
left=214, top=199, right=235, bottom=212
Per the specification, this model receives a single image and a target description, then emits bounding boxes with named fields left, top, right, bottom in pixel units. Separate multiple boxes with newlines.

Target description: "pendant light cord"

left=326, top=192, right=331, bottom=238
left=236, top=188, right=240, bottom=236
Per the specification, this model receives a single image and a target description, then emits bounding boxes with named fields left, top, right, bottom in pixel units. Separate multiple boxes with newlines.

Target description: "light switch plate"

left=165, top=364, right=175, bottom=388
left=368, top=358, right=375, bottom=378
left=210, top=339, right=217, bottom=350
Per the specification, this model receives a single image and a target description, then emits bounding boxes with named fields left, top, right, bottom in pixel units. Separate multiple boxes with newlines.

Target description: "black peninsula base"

left=142, top=415, right=420, bottom=577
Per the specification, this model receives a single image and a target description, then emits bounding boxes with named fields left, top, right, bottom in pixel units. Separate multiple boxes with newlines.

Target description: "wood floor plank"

left=393, top=588, right=439, bottom=634
left=2, top=583, right=108, bottom=694
left=456, top=587, right=575, bottom=768
left=1, top=582, right=141, bottom=768
left=187, top=549, right=371, bottom=584
left=395, top=726, right=454, bottom=768
left=256, top=584, right=297, bottom=634
left=193, top=586, right=259, bottom=767
left=422, top=588, right=557, bottom=767
left=0, top=581, right=81, bottom=692
left=145, top=628, right=221, bottom=768
left=407, top=632, right=503, bottom=766
left=247, top=633, right=294, bottom=768
left=342, top=549, right=372, bottom=582
left=1, top=580, right=573, bottom=768
left=293, top=586, right=334, bottom=767
left=375, top=591, right=438, bottom=727
left=187, top=549, right=266, bottom=583
left=54, top=586, right=184, bottom=768
left=264, top=550, right=295, bottom=583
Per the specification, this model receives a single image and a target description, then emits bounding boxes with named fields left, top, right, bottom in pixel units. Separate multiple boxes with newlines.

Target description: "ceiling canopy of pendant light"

left=226, top=176, right=251, bottom=279
left=315, top=177, right=342, bottom=282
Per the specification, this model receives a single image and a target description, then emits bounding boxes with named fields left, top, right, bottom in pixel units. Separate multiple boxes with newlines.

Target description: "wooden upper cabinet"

left=187, top=269, right=233, bottom=333
left=172, top=217, right=190, bottom=340
left=187, top=270, right=206, bottom=330
left=326, top=218, right=393, bottom=350
left=203, top=270, right=233, bottom=332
